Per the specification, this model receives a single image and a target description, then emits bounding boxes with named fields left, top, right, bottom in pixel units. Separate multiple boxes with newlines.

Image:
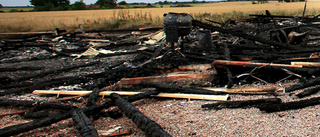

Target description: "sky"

left=0, top=0, right=194, bottom=6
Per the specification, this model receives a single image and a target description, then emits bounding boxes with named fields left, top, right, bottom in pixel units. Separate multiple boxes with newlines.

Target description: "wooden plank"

left=32, top=90, right=229, bottom=101
left=291, top=62, right=320, bottom=67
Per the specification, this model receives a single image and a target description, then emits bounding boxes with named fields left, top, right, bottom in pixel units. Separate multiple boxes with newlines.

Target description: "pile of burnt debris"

left=1, top=11, right=320, bottom=136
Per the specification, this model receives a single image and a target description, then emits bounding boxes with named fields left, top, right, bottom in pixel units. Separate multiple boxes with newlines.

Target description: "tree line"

left=29, top=0, right=117, bottom=11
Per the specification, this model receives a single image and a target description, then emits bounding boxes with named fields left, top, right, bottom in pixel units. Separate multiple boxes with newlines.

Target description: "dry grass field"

left=1, top=0, right=320, bottom=32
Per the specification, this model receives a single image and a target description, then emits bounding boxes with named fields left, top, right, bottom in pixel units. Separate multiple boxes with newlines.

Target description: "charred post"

left=296, top=86, right=320, bottom=98
left=86, top=85, right=100, bottom=107
left=110, top=93, right=171, bottom=137
left=72, top=110, right=99, bottom=137
left=0, top=99, right=76, bottom=110
left=0, top=111, right=71, bottom=137
left=258, top=96, right=320, bottom=113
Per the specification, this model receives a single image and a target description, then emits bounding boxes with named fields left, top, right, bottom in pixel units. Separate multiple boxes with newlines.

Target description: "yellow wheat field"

left=1, top=0, right=320, bottom=32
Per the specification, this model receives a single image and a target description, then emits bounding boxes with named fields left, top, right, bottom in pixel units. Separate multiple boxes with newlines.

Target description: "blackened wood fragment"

left=0, top=89, right=159, bottom=136
left=110, top=93, right=171, bottom=137
left=23, top=110, right=49, bottom=119
left=139, top=82, right=223, bottom=95
left=224, top=44, right=234, bottom=88
left=0, top=111, right=27, bottom=118
left=87, top=90, right=160, bottom=115
left=226, top=67, right=233, bottom=88
left=258, top=97, right=320, bottom=113
left=86, top=85, right=100, bottom=107
left=192, top=19, right=287, bottom=48
left=0, top=66, right=44, bottom=72
left=8, top=61, right=100, bottom=83
left=286, top=77, right=320, bottom=92
left=212, top=66, right=229, bottom=86
left=0, top=99, right=76, bottom=110
left=0, top=111, right=71, bottom=137
left=0, top=76, right=87, bottom=96
left=72, top=110, right=99, bottom=137
left=296, top=86, right=320, bottom=98
left=201, top=98, right=282, bottom=110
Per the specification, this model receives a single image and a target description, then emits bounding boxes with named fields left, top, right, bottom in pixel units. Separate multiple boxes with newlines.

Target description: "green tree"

left=95, top=0, right=117, bottom=8
left=71, top=0, right=86, bottom=10
left=30, top=0, right=70, bottom=11
left=0, top=4, right=3, bottom=8
left=158, top=1, right=164, bottom=5
left=118, top=1, right=127, bottom=5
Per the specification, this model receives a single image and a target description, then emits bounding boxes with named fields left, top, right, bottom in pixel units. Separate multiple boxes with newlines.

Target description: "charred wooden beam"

left=110, top=93, right=171, bottom=137
left=223, top=45, right=233, bottom=88
left=72, top=110, right=99, bottom=137
left=201, top=98, right=282, bottom=110
left=0, top=99, right=76, bottom=110
left=86, top=85, right=100, bottom=107
left=0, top=91, right=159, bottom=137
left=0, top=66, right=44, bottom=72
left=5, top=61, right=100, bottom=83
left=0, top=111, right=71, bottom=137
left=192, top=19, right=287, bottom=48
left=0, top=111, right=27, bottom=118
left=83, top=90, right=160, bottom=118
left=296, top=86, right=320, bottom=98
left=286, top=77, right=320, bottom=92
left=258, top=96, right=320, bottom=113
left=23, top=110, right=50, bottom=119
left=0, top=76, right=87, bottom=96
left=138, top=82, right=223, bottom=95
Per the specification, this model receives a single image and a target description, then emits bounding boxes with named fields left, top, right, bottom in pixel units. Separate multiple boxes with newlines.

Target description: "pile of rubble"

left=0, top=11, right=320, bottom=136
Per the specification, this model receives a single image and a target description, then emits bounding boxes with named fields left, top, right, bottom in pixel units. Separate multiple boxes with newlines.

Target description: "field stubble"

left=1, top=1, right=320, bottom=32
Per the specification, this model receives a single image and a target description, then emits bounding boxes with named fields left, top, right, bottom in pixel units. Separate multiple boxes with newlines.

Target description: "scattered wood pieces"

left=110, top=93, right=172, bottom=137
left=33, top=90, right=229, bottom=101
left=72, top=110, right=99, bottom=137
